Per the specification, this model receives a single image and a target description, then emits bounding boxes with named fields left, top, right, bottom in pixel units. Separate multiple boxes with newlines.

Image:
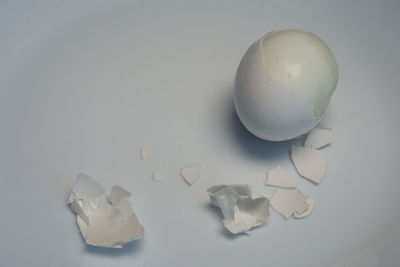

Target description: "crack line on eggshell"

left=258, top=36, right=318, bottom=122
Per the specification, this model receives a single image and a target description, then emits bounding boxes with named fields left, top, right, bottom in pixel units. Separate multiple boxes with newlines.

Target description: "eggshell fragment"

left=291, top=145, right=327, bottom=183
left=141, top=148, right=150, bottom=161
left=266, top=165, right=296, bottom=188
left=181, top=166, right=201, bottom=185
left=152, top=171, right=164, bottom=181
left=293, top=197, right=314, bottom=218
left=305, top=128, right=332, bottom=149
left=207, top=184, right=270, bottom=234
left=67, top=174, right=144, bottom=248
left=270, top=189, right=309, bottom=219
left=110, top=185, right=131, bottom=206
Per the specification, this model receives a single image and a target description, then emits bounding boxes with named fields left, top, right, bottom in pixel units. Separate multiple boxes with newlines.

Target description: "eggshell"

left=234, top=29, right=338, bottom=141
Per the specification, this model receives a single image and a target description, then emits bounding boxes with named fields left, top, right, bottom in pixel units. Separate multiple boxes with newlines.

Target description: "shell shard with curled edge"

left=290, top=145, right=327, bottom=184
left=293, top=197, right=314, bottom=219
left=266, top=165, right=297, bottom=188
left=67, top=174, right=144, bottom=248
left=207, top=184, right=270, bottom=234
left=304, top=128, right=332, bottom=149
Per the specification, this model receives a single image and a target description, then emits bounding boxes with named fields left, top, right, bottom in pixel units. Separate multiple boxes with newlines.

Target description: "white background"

left=1, top=0, right=399, bottom=266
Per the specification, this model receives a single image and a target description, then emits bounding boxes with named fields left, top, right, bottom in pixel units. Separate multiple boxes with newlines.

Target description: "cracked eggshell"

left=207, top=184, right=270, bottom=234
left=110, top=185, right=131, bottom=206
left=266, top=165, right=297, bottom=188
left=293, top=197, right=314, bottom=219
left=270, top=189, right=309, bottom=219
left=304, top=128, right=332, bottom=149
left=234, top=29, right=338, bottom=141
left=291, top=145, right=327, bottom=184
left=67, top=174, right=144, bottom=248
left=181, top=166, right=201, bottom=185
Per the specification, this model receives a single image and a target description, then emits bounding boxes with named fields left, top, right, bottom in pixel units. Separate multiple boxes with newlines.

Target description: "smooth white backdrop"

left=1, top=1, right=399, bottom=266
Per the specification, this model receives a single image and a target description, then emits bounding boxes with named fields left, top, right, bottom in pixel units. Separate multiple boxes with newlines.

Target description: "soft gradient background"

left=1, top=0, right=399, bottom=266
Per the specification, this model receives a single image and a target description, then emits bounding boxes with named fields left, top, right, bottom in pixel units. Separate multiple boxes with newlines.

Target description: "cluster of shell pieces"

left=67, top=128, right=331, bottom=246
left=67, top=148, right=202, bottom=247
left=267, top=127, right=331, bottom=220
left=141, top=147, right=202, bottom=185
left=209, top=127, right=331, bottom=234
left=67, top=174, right=144, bottom=248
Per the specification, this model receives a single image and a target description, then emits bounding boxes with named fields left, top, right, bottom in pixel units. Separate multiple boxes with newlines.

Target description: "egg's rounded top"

left=259, top=29, right=338, bottom=119
left=234, top=29, right=339, bottom=141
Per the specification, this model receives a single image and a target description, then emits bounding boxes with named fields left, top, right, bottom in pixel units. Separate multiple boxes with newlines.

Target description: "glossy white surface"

left=1, top=0, right=399, bottom=266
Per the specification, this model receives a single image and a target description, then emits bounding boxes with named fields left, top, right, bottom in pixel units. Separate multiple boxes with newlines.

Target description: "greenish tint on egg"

left=234, top=29, right=338, bottom=141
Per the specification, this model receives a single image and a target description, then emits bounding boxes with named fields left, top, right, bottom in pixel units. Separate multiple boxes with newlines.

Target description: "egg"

left=234, top=29, right=338, bottom=141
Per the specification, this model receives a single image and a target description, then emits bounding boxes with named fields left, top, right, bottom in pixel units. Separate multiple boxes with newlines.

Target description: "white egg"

left=234, top=29, right=338, bottom=141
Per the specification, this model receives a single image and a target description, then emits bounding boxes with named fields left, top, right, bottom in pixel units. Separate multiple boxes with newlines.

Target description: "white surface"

left=0, top=0, right=399, bottom=266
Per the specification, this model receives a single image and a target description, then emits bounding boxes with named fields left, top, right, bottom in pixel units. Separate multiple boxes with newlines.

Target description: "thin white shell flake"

left=266, top=165, right=297, bottom=188
left=181, top=166, right=201, bottom=185
left=207, top=184, right=270, bottom=234
left=304, top=128, right=332, bottom=149
left=67, top=174, right=144, bottom=248
left=291, top=145, right=327, bottom=183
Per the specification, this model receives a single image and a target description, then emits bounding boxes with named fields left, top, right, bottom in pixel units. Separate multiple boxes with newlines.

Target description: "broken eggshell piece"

left=293, top=197, right=314, bottom=219
left=110, top=185, right=131, bottom=206
left=270, top=188, right=312, bottom=219
left=152, top=171, right=164, bottom=181
left=266, top=165, right=296, bottom=188
left=181, top=166, right=201, bottom=185
left=140, top=147, right=150, bottom=161
left=207, top=184, right=270, bottom=234
left=67, top=174, right=144, bottom=248
left=304, top=128, right=332, bottom=149
left=291, top=145, right=327, bottom=183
